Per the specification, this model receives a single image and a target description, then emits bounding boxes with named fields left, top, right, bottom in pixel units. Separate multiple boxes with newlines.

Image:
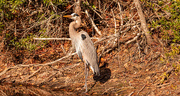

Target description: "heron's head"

left=63, top=13, right=79, bottom=20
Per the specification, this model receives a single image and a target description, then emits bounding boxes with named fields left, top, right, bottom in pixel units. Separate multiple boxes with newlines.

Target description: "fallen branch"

left=128, top=91, right=134, bottom=96
left=33, top=37, right=98, bottom=41
left=111, top=9, right=117, bottom=35
left=33, top=38, right=71, bottom=41
left=136, top=84, right=146, bottom=95
left=85, top=10, right=102, bottom=35
left=22, top=66, right=43, bottom=82
left=0, top=53, right=77, bottom=77
left=0, top=90, right=7, bottom=96
left=125, top=33, right=141, bottom=45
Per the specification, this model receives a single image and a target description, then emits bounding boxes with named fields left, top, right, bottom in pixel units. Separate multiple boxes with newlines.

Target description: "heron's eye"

left=73, top=13, right=79, bottom=17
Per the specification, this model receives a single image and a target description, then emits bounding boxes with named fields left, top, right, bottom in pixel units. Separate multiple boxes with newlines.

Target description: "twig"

left=27, top=89, right=41, bottom=96
left=0, top=90, right=7, bottom=96
left=156, top=83, right=170, bottom=88
left=33, top=38, right=71, bottom=41
left=111, top=9, right=116, bottom=35
left=102, top=87, right=114, bottom=95
left=61, top=3, right=76, bottom=13
left=136, top=39, right=141, bottom=58
left=60, top=44, right=67, bottom=54
left=104, top=1, right=114, bottom=13
left=50, top=1, right=57, bottom=13
left=33, top=37, right=98, bottom=41
left=128, top=91, right=134, bottom=96
left=83, top=1, right=103, bottom=19
left=22, top=14, right=57, bottom=38
left=22, top=66, right=43, bottom=82
left=94, top=33, right=118, bottom=44
left=99, top=38, right=115, bottom=58
left=38, top=71, right=57, bottom=84
left=85, top=10, right=102, bottom=35
left=117, top=1, right=123, bottom=69
left=125, top=33, right=141, bottom=45
left=136, top=84, right=146, bottom=95
left=117, top=2, right=123, bottom=28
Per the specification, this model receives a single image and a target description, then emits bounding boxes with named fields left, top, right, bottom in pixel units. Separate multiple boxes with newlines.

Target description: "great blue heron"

left=63, top=13, right=100, bottom=92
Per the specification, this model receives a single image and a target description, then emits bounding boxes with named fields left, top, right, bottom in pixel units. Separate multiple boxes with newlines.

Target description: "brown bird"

left=63, top=13, right=100, bottom=92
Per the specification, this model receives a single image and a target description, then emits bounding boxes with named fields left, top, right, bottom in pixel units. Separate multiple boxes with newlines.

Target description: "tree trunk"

left=74, top=0, right=81, bottom=15
left=134, top=0, right=154, bottom=45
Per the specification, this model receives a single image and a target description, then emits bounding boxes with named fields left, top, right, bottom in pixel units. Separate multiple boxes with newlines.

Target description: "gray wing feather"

left=77, top=50, right=83, bottom=61
left=76, top=31, right=100, bottom=76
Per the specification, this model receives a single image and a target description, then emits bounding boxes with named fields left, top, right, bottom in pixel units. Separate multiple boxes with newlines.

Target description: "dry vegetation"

left=0, top=0, right=180, bottom=95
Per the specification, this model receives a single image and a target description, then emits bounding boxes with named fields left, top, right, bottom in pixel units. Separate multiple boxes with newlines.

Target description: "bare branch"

left=0, top=53, right=77, bottom=77
left=33, top=38, right=71, bottom=41
left=0, top=90, right=7, bottom=96
left=22, top=66, right=43, bottom=82
left=85, top=10, right=102, bottom=35
left=136, top=84, right=146, bottom=95
left=111, top=9, right=117, bottom=35
left=33, top=37, right=98, bottom=41
left=125, top=33, right=141, bottom=45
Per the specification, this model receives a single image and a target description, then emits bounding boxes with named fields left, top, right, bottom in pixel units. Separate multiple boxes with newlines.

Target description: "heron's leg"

left=84, top=63, right=88, bottom=92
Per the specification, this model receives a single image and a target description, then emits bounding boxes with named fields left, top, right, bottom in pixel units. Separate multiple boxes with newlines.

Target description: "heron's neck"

left=69, top=17, right=81, bottom=38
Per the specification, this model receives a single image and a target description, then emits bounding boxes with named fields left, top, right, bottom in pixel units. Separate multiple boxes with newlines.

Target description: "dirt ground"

left=0, top=42, right=180, bottom=96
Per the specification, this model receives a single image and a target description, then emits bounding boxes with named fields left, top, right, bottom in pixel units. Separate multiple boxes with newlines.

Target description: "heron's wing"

left=77, top=31, right=98, bottom=63
left=74, top=31, right=100, bottom=76
left=74, top=37, right=84, bottom=61
left=77, top=50, right=83, bottom=61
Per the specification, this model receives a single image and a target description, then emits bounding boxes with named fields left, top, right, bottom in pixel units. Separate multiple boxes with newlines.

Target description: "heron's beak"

left=63, top=15, right=72, bottom=18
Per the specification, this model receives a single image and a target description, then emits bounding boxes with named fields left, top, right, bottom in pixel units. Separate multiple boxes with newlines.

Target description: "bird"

left=63, top=13, right=100, bottom=92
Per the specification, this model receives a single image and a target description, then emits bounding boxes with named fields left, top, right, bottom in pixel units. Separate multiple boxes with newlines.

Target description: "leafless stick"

left=33, top=38, right=71, bottom=40
left=119, top=3, right=123, bottom=26
left=136, top=39, right=141, bottom=58
left=125, top=33, right=141, bottom=45
left=156, top=83, right=170, bottom=88
left=98, top=0, right=102, bottom=12
left=111, top=9, right=116, bottom=35
left=38, top=71, right=57, bottom=84
left=60, top=44, right=67, bottom=54
left=136, top=84, right=146, bottom=95
left=117, top=2, right=123, bottom=29
left=104, top=1, right=114, bottom=13
left=102, top=87, right=114, bottom=95
left=23, top=66, right=43, bottom=82
left=22, top=14, right=57, bottom=38
left=0, top=90, right=7, bottom=96
left=82, top=0, right=103, bottom=19
left=117, top=2, right=122, bottom=69
left=99, top=38, right=115, bottom=57
left=50, top=1, right=57, bottom=13
left=85, top=10, right=102, bottom=35
left=27, top=89, right=41, bottom=96
left=128, top=91, right=134, bottom=96
left=61, top=3, right=76, bottom=13
left=33, top=37, right=98, bottom=41
left=0, top=53, right=77, bottom=77
left=100, top=37, right=118, bottom=57
left=94, top=33, right=118, bottom=44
